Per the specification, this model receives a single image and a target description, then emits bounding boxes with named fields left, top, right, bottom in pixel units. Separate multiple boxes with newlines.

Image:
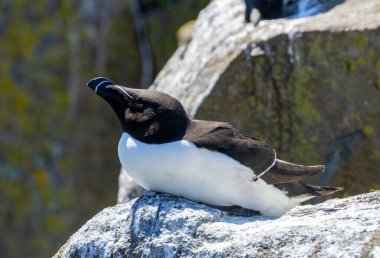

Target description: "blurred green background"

left=0, top=0, right=208, bottom=257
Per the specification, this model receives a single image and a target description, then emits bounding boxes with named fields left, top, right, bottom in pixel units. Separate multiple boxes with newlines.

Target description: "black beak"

left=87, top=76, right=135, bottom=103
left=87, top=77, right=115, bottom=93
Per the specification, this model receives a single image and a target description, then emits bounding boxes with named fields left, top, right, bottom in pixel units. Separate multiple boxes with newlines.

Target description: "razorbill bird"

left=88, top=77, right=342, bottom=217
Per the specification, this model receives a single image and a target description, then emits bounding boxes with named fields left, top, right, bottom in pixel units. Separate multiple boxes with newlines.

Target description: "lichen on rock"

left=55, top=191, right=380, bottom=258
left=148, top=0, right=380, bottom=197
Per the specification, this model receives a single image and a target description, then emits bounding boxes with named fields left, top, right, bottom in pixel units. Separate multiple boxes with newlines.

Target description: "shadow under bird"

left=88, top=77, right=342, bottom=216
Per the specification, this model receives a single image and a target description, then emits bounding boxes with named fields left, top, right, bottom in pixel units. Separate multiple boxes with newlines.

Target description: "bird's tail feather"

left=275, top=181, right=343, bottom=199
left=261, top=159, right=325, bottom=185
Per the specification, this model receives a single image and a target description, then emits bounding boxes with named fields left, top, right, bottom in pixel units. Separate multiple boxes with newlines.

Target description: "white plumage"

left=118, top=133, right=307, bottom=217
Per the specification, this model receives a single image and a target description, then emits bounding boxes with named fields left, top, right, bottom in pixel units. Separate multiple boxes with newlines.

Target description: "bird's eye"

left=128, top=101, right=143, bottom=110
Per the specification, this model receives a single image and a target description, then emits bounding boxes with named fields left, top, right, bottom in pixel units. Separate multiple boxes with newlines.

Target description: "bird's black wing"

left=183, top=120, right=343, bottom=199
left=184, top=120, right=328, bottom=185
left=184, top=120, right=276, bottom=177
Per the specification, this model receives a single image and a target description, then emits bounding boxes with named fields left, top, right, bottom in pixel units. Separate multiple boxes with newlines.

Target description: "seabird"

left=88, top=77, right=342, bottom=217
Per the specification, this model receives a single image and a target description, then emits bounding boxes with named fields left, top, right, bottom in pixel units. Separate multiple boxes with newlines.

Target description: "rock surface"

left=145, top=0, right=380, bottom=197
left=63, top=1, right=380, bottom=257
left=119, top=0, right=380, bottom=202
left=55, top=190, right=380, bottom=257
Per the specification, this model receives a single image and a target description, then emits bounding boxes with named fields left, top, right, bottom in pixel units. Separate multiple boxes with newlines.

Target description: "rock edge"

left=55, top=191, right=380, bottom=258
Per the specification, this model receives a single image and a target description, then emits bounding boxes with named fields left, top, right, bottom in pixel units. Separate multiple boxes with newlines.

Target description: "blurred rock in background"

left=151, top=0, right=380, bottom=202
left=117, top=168, right=145, bottom=204
left=0, top=0, right=208, bottom=257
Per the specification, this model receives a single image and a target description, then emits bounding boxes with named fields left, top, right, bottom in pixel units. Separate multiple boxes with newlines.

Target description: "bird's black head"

left=88, top=77, right=189, bottom=144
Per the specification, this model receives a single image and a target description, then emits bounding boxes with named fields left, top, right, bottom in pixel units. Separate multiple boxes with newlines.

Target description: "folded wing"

left=184, top=120, right=276, bottom=178
left=184, top=120, right=342, bottom=197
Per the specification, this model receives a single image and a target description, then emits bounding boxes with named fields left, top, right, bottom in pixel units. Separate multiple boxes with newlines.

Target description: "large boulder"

left=119, top=0, right=380, bottom=203
left=55, top=190, right=380, bottom=257
left=146, top=0, right=380, bottom=196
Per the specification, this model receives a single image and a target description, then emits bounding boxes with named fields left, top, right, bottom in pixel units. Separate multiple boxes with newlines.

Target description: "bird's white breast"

left=118, top=133, right=301, bottom=216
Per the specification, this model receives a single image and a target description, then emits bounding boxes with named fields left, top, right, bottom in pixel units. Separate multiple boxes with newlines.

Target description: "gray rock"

left=149, top=0, right=380, bottom=196
left=118, top=0, right=380, bottom=203
left=118, top=0, right=380, bottom=209
left=151, top=0, right=254, bottom=118
left=109, top=1, right=380, bottom=255
left=55, top=191, right=380, bottom=257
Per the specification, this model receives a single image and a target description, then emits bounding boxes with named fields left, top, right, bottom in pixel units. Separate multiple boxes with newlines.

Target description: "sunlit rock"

left=55, top=191, right=380, bottom=257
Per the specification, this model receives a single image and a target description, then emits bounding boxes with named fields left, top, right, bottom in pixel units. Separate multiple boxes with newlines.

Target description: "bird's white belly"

left=118, top=133, right=300, bottom=216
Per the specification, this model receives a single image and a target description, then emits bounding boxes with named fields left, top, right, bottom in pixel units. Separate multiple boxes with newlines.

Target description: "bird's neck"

left=122, top=117, right=190, bottom=144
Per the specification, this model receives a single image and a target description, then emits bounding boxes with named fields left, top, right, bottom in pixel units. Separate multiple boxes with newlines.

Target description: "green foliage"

left=145, top=0, right=209, bottom=69
left=0, top=0, right=208, bottom=257
left=0, top=1, right=72, bottom=257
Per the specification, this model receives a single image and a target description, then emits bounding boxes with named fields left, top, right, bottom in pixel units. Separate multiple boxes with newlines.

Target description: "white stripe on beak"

left=95, top=80, right=112, bottom=93
left=113, top=85, right=135, bottom=100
